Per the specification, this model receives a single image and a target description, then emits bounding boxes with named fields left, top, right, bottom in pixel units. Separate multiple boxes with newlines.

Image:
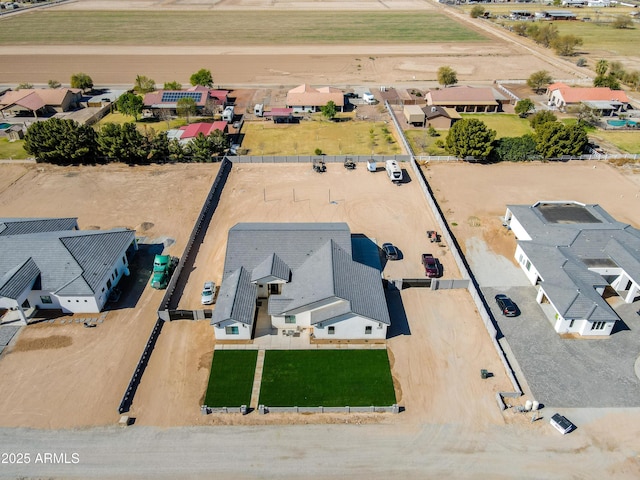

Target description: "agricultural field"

left=204, top=350, right=258, bottom=408
left=259, top=350, right=396, bottom=407
left=0, top=11, right=488, bottom=46
left=240, top=119, right=402, bottom=156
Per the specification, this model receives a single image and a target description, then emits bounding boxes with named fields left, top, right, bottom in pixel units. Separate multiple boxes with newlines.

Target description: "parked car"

left=382, top=243, right=399, bottom=260
left=495, top=294, right=518, bottom=317
left=201, top=281, right=216, bottom=305
left=421, top=253, right=439, bottom=277
left=550, top=413, right=575, bottom=435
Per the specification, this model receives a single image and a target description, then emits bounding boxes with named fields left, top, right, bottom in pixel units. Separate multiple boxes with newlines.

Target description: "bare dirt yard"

left=0, top=162, right=218, bottom=428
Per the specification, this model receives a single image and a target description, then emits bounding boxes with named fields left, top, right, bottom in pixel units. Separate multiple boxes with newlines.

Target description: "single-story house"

left=142, top=86, right=229, bottom=118
left=403, top=105, right=426, bottom=127
left=426, top=86, right=508, bottom=113
left=504, top=201, right=640, bottom=337
left=547, top=83, right=631, bottom=112
left=166, top=121, right=228, bottom=144
left=286, top=84, right=345, bottom=113
left=423, top=105, right=462, bottom=129
left=263, top=107, right=295, bottom=123
left=0, top=218, right=137, bottom=324
left=0, top=88, right=82, bottom=117
left=211, top=223, right=391, bottom=341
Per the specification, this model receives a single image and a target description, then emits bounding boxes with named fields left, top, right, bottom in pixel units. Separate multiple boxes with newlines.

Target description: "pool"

left=607, top=119, right=638, bottom=127
left=0, top=123, right=10, bottom=130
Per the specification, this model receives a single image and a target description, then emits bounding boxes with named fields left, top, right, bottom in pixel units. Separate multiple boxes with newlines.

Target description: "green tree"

left=437, top=66, right=458, bottom=87
left=208, top=129, right=230, bottom=155
left=529, top=110, right=558, bottom=131
left=594, top=74, right=621, bottom=90
left=535, top=122, right=587, bottom=158
left=493, top=134, right=538, bottom=162
left=623, top=70, right=640, bottom=91
left=163, top=81, right=182, bottom=90
left=97, top=122, right=148, bottom=164
left=514, top=98, right=535, bottom=118
left=470, top=5, right=485, bottom=18
left=190, top=68, right=214, bottom=87
left=551, top=35, right=583, bottom=56
left=321, top=100, right=337, bottom=120
left=445, top=118, right=496, bottom=160
left=24, top=118, right=97, bottom=164
left=612, top=15, right=633, bottom=29
left=527, top=70, right=553, bottom=94
left=595, top=59, right=609, bottom=76
left=187, top=133, right=215, bottom=162
left=146, top=131, right=171, bottom=163
left=608, top=61, right=626, bottom=80
left=48, top=79, right=61, bottom=89
left=17, top=83, right=33, bottom=90
left=70, top=72, right=93, bottom=92
left=133, top=75, right=156, bottom=94
left=168, top=138, right=185, bottom=162
left=117, top=92, right=144, bottom=121
left=176, top=97, right=197, bottom=122
left=531, top=23, right=559, bottom=47
left=576, top=104, right=599, bottom=126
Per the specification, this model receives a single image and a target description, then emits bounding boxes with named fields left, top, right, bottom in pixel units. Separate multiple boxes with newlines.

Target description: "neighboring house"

left=0, top=218, right=137, bottom=324
left=211, top=223, right=390, bottom=341
left=422, top=105, right=461, bottom=129
left=263, top=107, right=295, bottom=123
left=504, top=201, right=640, bottom=337
left=425, top=86, right=508, bottom=113
left=539, top=10, right=578, bottom=20
left=546, top=83, right=631, bottom=113
left=142, top=86, right=229, bottom=118
left=0, top=88, right=82, bottom=117
left=403, top=105, right=425, bottom=127
left=286, top=84, right=345, bottom=113
left=166, top=121, right=228, bottom=144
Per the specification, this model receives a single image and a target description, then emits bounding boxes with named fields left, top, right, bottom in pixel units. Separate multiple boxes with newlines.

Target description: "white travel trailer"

left=385, top=160, right=403, bottom=183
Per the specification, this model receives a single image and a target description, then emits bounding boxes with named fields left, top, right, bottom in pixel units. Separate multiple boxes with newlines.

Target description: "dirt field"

left=0, top=162, right=218, bottom=428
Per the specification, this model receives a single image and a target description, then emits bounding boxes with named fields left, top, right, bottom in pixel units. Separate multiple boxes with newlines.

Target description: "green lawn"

left=204, top=350, right=258, bottom=408
left=590, top=130, right=640, bottom=154
left=241, top=118, right=401, bottom=155
left=259, top=350, right=396, bottom=407
left=0, top=11, right=489, bottom=46
left=94, top=113, right=186, bottom=133
left=0, top=138, right=29, bottom=160
left=460, top=114, right=533, bottom=138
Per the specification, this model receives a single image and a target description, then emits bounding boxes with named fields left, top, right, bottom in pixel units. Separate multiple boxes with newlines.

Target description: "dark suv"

left=382, top=243, right=399, bottom=260
left=495, top=294, right=518, bottom=317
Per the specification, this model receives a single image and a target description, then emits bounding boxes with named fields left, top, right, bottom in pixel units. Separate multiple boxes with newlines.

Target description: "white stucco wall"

left=57, top=295, right=101, bottom=313
left=313, top=315, right=387, bottom=340
left=578, top=320, right=614, bottom=336
left=507, top=214, right=531, bottom=241
left=213, top=319, right=252, bottom=340
left=515, top=245, right=541, bottom=286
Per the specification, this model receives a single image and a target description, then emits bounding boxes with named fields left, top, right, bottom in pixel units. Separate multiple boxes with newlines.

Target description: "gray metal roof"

left=0, top=257, right=40, bottom=300
left=251, top=253, right=291, bottom=283
left=510, top=202, right=640, bottom=323
left=0, top=226, right=134, bottom=297
left=268, top=239, right=390, bottom=325
left=211, top=267, right=257, bottom=326
left=223, top=223, right=352, bottom=275
left=0, top=217, right=78, bottom=236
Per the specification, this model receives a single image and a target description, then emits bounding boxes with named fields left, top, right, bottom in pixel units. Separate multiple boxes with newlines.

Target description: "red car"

left=421, top=253, right=439, bottom=278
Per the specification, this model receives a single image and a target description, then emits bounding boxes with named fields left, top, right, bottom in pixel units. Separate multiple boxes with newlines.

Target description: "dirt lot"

left=0, top=162, right=218, bottom=428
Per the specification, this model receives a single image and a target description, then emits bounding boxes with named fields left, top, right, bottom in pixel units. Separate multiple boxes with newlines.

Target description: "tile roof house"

left=426, top=86, right=508, bottom=113
left=0, top=218, right=136, bottom=324
left=504, top=201, right=640, bottom=336
left=547, top=83, right=631, bottom=113
left=422, top=105, right=462, bottom=129
left=211, top=223, right=390, bottom=341
left=0, top=88, right=82, bottom=117
left=286, top=84, right=345, bottom=113
left=142, top=86, right=229, bottom=118
left=166, top=121, right=228, bottom=144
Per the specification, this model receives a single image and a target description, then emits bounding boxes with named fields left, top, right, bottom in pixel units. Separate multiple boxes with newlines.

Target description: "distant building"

left=546, top=83, right=631, bottom=113
left=142, top=86, right=229, bottom=118
left=504, top=201, right=640, bottom=337
left=426, top=86, right=508, bottom=113
left=0, top=88, right=82, bottom=117
left=285, top=84, right=345, bottom=113
left=166, top=121, right=228, bottom=144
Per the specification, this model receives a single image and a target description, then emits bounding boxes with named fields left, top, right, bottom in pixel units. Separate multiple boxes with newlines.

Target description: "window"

left=114, top=268, right=118, bottom=278
left=365, top=326, right=372, bottom=335
left=225, top=326, right=239, bottom=335
left=328, top=326, right=335, bottom=335
left=122, top=256, right=126, bottom=265
left=569, top=319, right=574, bottom=328
left=107, top=279, right=112, bottom=289
left=285, top=315, right=296, bottom=324
left=591, top=321, right=606, bottom=331
left=40, top=296, right=52, bottom=304
left=525, top=260, right=531, bottom=271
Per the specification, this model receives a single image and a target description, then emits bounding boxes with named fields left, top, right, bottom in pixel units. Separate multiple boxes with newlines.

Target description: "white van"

left=362, top=92, right=376, bottom=104
left=385, top=160, right=403, bottom=183
left=550, top=413, right=575, bottom=435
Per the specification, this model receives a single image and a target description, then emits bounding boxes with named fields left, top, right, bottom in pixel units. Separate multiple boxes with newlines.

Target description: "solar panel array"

left=160, top=91, right=203, bottom=103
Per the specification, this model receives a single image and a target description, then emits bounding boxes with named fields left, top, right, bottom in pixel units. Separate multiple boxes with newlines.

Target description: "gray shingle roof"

left=0, top=257, right=40, bottom=299
left=251, top=253, right=291, bottom=283
left=510, top=202, right=640, bottom=323
left=211, top=267, right=257, bottom=326
left=0, top=217, right=78, bottom=236
left=0, top=227, right=134, bottom=297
